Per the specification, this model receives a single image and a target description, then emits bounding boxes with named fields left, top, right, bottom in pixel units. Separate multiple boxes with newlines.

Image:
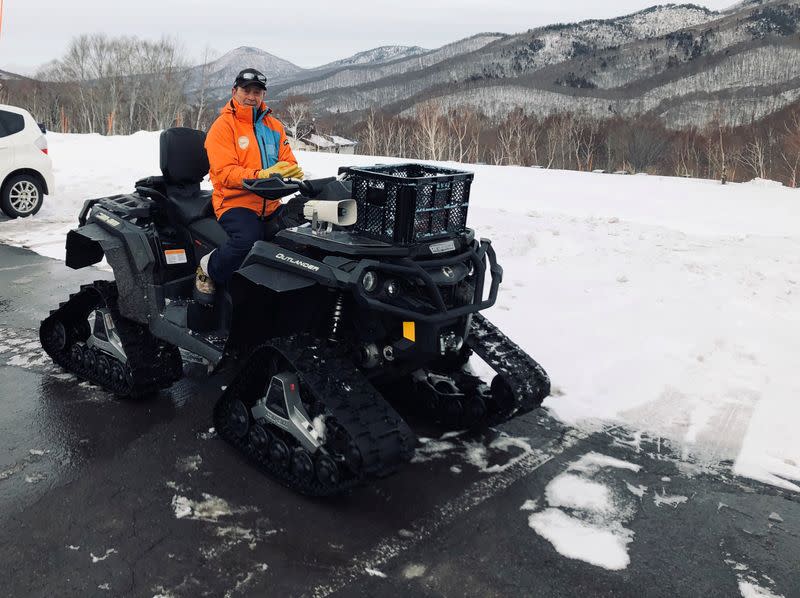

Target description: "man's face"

left=233, top=84, right=266, bottom=107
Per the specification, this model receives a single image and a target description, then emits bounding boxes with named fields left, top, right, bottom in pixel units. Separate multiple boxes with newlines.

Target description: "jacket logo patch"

left=238, top=136, right=250, bottom=149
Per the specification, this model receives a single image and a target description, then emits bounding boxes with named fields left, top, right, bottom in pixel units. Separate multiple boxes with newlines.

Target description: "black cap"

left=234, top=68, right=267, bottom=89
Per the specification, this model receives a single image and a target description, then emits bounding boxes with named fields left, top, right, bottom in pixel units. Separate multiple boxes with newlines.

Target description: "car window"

left=0, top=110, right=25, bottom=138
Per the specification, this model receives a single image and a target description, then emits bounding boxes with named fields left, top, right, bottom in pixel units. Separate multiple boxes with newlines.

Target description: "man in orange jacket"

left=195, top=67, right=304, bottom=302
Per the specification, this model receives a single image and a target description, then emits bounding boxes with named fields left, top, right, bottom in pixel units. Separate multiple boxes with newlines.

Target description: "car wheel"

left=1, top=174, right=44, bottom=218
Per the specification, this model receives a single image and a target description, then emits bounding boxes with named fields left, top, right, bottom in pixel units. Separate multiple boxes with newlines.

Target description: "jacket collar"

left=226, top=98, right=272, bottom=124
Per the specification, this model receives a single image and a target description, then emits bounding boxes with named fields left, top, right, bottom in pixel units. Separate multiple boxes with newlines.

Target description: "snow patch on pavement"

left=653, top=489, right=689, bottom=508
left=365, top=567, right=387, bottom=578
left=545, top=474, right=612, bottom=512
left=175, top=455, right=202, bottom=473
left=90, top=548, right=117, bottom=563
left=739, top=581, right=784, bottom=598
left=171, top=493, right=255, bottom=523
left=724, top=555, right=784, bottom=598
left=402, top=564, right=427, bottom=579
left=526, top=451, right=644, bottom=570
left=528, top=509, right=634, bottom=570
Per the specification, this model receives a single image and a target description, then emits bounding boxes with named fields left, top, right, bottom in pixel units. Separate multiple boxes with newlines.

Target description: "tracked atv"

left=40, top=127, right=550, bottom=496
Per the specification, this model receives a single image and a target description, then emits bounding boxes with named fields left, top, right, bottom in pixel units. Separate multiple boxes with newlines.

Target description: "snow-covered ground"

left=2, top=131, right=798, bottom=501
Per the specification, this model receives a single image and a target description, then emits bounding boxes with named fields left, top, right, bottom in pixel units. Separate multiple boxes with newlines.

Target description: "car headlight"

left=385, top=280, right=400, bottom=297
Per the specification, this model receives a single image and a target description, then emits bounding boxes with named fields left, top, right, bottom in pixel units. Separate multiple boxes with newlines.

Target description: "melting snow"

left=526, top=451, right=643, bottom=570
left=653, top=490, right=689, bottom=508
left=90, top=548, right=117, bottom=563
left=171, top=493, right=255, bottom=522
left=625, top=483, right=648, bottom=498
left=365, top=567, right=387, bottom=578
left=738, top=582, right=784, bottom=598
left=545, top=474, right=612, bottom=512
left=528, top=509, right=634, bottom=570
left=403, top=564, right=427, bottom=579
left=176, top=455, right=202, bottom=473
left=568, top=452, right=641, bottom=475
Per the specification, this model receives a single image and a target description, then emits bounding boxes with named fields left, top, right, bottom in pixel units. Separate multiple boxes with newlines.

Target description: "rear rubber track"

left=39, top=280, right=183, bottom=397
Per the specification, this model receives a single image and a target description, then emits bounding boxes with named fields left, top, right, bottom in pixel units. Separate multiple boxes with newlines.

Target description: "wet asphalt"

left=0, top=243, right=798, bottom=598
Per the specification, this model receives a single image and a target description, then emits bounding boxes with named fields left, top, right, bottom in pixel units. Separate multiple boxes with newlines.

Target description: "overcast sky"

left=1, top=0, right=736, bottom=74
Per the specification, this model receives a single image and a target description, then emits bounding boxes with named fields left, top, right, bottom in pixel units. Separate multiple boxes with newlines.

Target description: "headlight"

left=385, top=280, right=400, bottom=297
left=362, top=271, right=378, bottom=293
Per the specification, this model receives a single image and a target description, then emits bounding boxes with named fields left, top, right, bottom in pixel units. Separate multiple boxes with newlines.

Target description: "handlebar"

left=242, top=176, right=340, bottom=200
left=242, top=176, right=300, bottom=200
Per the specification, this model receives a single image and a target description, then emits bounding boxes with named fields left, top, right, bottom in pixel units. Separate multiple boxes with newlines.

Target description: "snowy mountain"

left=267, top=33, right=507, bottom=98
left=267, top=1, right=800, bottom=128
left=317, top=46, right=429, bottom=69
left=184, top=46, right=303, bottom=92
left=0, top=69, right=28, bottom=81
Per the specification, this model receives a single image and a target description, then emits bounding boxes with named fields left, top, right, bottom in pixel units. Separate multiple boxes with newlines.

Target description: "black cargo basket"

left=339, top=163, right=473, bottom=244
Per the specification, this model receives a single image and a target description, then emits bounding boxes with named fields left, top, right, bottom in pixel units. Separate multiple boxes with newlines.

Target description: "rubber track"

left=39, top=281, right=183, bottom=397
left=466, top=313, right=551, bottom=424
left=213, top=335, right=416, bottom=497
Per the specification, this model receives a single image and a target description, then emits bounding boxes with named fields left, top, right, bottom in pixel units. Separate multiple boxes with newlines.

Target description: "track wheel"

left=84, top=348, right=97, bottom=374
left=42, top=319, right=67, bottom=352
left=110, top=361, right=128, bottom=387
left=316, top=454, right=340, bottom=487
left=291, top=448, right=314, bottom=482
left=70, top=344, right=86, bottom=370
left=249, top=424, right=271, bottom=456
left=228, top=399, right=250, bottom=439
left=96, top=355, right=111, bottom=383
left=269, top=437, right=290, bottom=469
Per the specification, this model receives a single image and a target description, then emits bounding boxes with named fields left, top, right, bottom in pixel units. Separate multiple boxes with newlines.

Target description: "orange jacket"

left=205, top=98, right=297, bottom=219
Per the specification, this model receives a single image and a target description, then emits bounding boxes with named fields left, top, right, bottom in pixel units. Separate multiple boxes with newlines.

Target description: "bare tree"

left=414, top=100, right=446, bottom=161
left=282, top=95, right=312, bottom=139
left=740, top=135, right=767, bottom=179
left=360, top=108, right=382, bottom=156
left=193, top=45, right=217, bottom=130
left=780, top=110, right=800, bottom=187
left=138, top=37, right=189, bottom=130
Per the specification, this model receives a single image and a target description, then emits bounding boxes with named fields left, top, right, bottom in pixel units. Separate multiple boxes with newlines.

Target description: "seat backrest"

left=161, top=127, right=209, bottom=185
left=159, top=127, right=213, bottom=225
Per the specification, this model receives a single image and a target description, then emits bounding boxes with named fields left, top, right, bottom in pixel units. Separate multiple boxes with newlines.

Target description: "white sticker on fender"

left=164, top=249, right=188, bottom=265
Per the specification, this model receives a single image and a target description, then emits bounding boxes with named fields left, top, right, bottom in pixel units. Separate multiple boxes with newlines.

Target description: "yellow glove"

left=282, top=163, right=304, bottom=179
left=256, top=162, right=304, bottom=180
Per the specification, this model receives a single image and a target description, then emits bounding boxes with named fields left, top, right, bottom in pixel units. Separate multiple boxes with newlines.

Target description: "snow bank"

left=1, top=131, right=798, bottom=492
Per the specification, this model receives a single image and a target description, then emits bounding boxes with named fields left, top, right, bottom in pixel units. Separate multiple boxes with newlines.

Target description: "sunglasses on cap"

left=239, top=72, right=266, bottom=83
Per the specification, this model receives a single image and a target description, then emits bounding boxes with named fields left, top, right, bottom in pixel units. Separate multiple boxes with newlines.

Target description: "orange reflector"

left=403, top=321, right=416, bottom=342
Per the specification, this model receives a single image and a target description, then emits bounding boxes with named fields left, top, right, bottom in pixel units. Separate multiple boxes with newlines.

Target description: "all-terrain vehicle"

left=39, top=127, right=550, bottom=495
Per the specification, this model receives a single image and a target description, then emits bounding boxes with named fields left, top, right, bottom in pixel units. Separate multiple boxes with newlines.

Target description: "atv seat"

left=149, top=127, right=229, bottom=248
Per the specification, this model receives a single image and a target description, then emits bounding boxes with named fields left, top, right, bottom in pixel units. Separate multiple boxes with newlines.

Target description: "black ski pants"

left=207, top=207, right=282, bottom=285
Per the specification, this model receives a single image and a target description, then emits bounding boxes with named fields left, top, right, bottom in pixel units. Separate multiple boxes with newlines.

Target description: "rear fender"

left=64, top=216, right=155, bottom=325
left=65, top=224, right=117, bottom=269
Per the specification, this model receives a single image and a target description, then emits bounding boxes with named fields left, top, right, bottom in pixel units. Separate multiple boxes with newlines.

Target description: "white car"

left=0, top=104, right=55, bottom=218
